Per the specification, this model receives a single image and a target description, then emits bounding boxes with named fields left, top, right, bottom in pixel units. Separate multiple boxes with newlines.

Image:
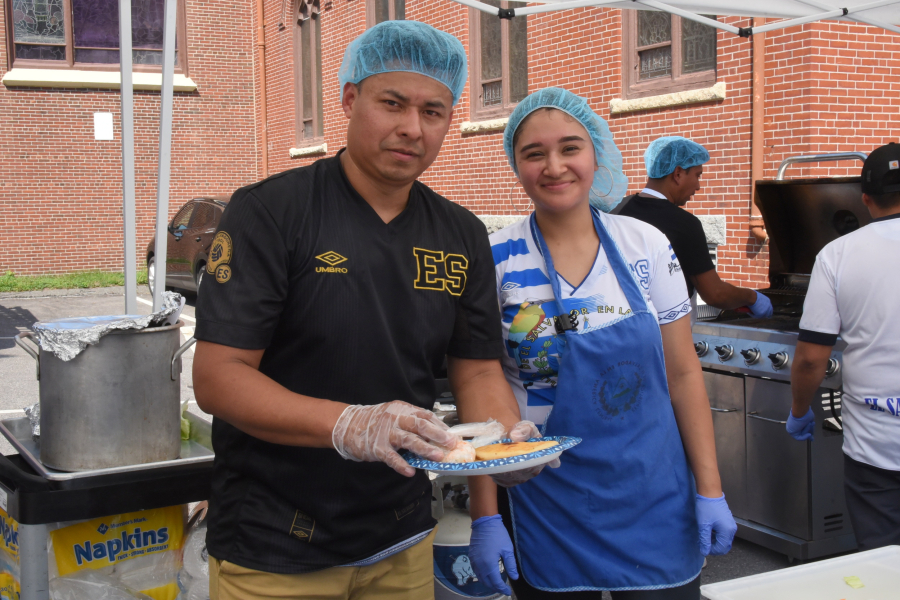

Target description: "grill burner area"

left=717, top=315, right=802, bottom=332
left=690, top=167, right=865, bottom=560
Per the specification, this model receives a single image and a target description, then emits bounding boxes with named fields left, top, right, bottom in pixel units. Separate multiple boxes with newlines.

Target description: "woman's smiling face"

left=514, top=108, right=598, bottom=214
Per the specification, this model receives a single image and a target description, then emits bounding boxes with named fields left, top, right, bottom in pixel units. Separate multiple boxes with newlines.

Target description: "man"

left=193, top=21, right=525, bottom=599
left=616, top=136, right=772, bottom=320
left=787, top=142, right=900, bottom=551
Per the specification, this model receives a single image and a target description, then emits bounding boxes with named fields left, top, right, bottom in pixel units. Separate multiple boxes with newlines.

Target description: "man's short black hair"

left=869, top=191, right=900, bottom=210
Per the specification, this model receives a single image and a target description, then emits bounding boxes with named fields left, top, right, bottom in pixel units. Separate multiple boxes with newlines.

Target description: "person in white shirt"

left=788, top=142, right=900, bottom=551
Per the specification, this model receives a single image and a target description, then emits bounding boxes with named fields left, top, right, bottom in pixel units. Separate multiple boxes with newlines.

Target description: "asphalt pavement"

left=0, top=288, right=830, bottom=592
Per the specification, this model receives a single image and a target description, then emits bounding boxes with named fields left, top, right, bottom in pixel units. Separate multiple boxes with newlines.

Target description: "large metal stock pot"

left=15, top=322, right=196, bottom=472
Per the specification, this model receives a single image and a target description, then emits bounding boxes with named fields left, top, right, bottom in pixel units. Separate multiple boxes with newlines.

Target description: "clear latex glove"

left=450, top=419, right=508, bottom=448
left=696, top=494, right=737, bottom=556
left=469, top=515, right=518, bottom=596
left=489, top=420, right=560, bottom=488
left=748, top=291, right=773, bottom=318
left=332, top=401, right=458, bottom=477
left=786, top=407, right=815, bottom=441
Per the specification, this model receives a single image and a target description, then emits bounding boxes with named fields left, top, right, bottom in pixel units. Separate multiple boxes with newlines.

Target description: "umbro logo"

left=316, top=251, right=348, bottom=274
left=316, top=251, right=347, bottom=266
left=501, top=282, right=521, bottom=292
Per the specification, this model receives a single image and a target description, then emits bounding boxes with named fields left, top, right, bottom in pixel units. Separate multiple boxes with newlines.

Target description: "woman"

left=467, top=88, right=737, bottom=599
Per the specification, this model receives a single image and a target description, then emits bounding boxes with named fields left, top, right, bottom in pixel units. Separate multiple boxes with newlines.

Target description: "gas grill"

left=692, top=153, right=870, bottom=560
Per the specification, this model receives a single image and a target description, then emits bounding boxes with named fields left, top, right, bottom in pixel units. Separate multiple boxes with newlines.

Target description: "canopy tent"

left=451, top=0, right=900, bottom=36
left=117, top=0, right=900, bottom=313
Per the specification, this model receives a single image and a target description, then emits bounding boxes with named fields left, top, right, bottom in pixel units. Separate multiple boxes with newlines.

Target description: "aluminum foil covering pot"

left=30, top=291, right=183, bottom=361
left=14, top=321, right=196, bottom=472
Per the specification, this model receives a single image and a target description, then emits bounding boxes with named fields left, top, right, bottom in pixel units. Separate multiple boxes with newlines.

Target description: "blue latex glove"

left=696, top=494, right=737, bottom=556
left=747, top=292, right=773, bottom=318
left=786, top=407, right=815, bottom=441
left=468, top=515, right=518, bottom=596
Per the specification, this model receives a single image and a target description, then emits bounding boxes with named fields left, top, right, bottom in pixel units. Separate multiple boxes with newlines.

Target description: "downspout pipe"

left=257, top=0, right=269, bottom=178
left=749, top=17, right=767, bottom=244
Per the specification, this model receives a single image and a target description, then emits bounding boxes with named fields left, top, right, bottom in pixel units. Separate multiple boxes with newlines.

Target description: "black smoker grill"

left=691, top=153, right=870, bottom=560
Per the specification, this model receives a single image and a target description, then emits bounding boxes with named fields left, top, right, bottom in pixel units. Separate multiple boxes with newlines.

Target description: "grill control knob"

left=768, top=351, right=790, bottom=370
left=740, top=348, right=761, bottom=365
left=825, top=358, right=841, bottom=378
left=715, top=345, right=734, bottom=361
left=694, top=341, right=709, bottom=357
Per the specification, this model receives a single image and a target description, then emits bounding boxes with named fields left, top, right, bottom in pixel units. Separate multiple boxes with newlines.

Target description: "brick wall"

left=4, top=2, right=899, bottom=283
left=266, top=3, right=900, bottom=289
left=0, top=0, right=261, bottom=276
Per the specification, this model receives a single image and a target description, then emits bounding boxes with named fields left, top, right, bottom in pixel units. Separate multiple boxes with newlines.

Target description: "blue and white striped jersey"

left=489, top=210, right=691, bottom=425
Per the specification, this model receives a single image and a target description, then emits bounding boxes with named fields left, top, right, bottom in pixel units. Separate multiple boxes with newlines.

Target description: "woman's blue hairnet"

left=503, top=87, right=629, bottom=212
left=644, top=136, right=710, bottom=179
left=338, top=21, right=467, bottom=106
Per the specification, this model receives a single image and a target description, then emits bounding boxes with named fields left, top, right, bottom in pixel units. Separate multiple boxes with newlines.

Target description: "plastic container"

left=700, top=545, right=900, bottom=600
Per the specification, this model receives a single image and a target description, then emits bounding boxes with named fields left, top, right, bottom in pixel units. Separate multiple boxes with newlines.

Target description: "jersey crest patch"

left=207, top=231, right=233, bottom=275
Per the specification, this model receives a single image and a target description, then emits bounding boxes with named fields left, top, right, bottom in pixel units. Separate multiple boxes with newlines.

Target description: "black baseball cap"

left=861, top=142, right=900, bottom=195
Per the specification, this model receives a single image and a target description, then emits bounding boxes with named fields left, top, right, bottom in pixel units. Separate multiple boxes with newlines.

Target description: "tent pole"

left=448, top=0, right=501, bottom=16
left=633, top=0, right=743, bottom=34
left=792, top=0, right=900, bottom=34
left=153, top=0, right=178, bottom=312
left=750, top=8, right=846, bottom=34
left=513, top=0, right=624, bottom=17
left=119, top=0, right=136, bottom=315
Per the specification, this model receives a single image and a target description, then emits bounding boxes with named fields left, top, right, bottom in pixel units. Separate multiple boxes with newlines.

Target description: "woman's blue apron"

left=508, top=210, right=703, bottom=592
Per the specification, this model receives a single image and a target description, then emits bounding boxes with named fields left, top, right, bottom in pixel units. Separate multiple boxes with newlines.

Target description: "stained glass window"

left=637, top=11, right=671, bottom=81
left=626, top=11, right=716, bottom=98
left=682, top=15, right=717, bottom=74
left=371, top=0, right=404, bottom=24
left=296, top=0, right=323, bottom=142
left=9, top=0, right=183, bottom=68
left=508, top=9, right=528, bottom=103
left=474, top=0, right=527, bottom=113
left=638, top=11, right=671, bottom=46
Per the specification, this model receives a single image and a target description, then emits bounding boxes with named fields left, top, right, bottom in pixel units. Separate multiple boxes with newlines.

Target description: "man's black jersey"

left=195, top=152, right=504, bottom=574
left=617, top=194, right=715, bottom=298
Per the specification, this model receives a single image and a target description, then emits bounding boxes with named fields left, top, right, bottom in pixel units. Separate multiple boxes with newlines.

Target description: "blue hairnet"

left=644, top=136, right=710, bottom=179
left=504, top=87, right=629, bottom=212
left=338, top=21, right=467, bottom=106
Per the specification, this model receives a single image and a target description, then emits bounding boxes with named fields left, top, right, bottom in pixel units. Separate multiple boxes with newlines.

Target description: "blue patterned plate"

left=402, top=436, right=581, bottom=475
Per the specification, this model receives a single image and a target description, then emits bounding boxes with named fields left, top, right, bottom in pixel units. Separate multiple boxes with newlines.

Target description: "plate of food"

left=402, top=436, right=581, bottom=475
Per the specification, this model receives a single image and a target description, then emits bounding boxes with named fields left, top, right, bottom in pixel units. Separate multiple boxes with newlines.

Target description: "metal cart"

left=0, top=413, right=214, bottom=600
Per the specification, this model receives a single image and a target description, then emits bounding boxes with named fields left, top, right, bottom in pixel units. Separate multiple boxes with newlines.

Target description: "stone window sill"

left=1, top=68, right=197, bottom=91
left=610, top=82, right=726, bottom=115
left=477, top=215, right=525, bottom=234
left=697, top=215, right=727, bottom=246
left=289, top=143, right=328, bottom=158
left=460, top=117, right=508, bottom=134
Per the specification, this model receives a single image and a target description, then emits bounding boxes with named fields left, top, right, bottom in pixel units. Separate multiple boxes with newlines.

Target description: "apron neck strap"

left=530, top=209, right=650, bottom=315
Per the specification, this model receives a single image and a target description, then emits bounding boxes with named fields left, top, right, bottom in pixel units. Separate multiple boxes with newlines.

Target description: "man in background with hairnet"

left=616, top=136, right=773, bottom=321
left=192, top=21, right=526, bottom=599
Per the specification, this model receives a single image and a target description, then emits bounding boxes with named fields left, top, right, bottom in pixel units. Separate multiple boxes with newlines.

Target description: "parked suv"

left=146, top=195, right=230, bottom=294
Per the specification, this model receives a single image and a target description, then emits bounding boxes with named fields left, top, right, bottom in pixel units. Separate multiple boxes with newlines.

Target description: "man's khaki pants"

left=209, top=530, right=436, bottom=600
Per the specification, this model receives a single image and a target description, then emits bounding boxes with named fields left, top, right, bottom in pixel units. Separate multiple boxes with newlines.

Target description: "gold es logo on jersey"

left=316, top=251, right=348, bottom=273
left=413, top=248, right=468, bottom=296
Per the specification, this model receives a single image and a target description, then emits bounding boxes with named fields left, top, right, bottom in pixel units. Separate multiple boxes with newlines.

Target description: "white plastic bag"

left=49, top=569, right=153, bottom=600
left=177, top=504, right=209, bottom=600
